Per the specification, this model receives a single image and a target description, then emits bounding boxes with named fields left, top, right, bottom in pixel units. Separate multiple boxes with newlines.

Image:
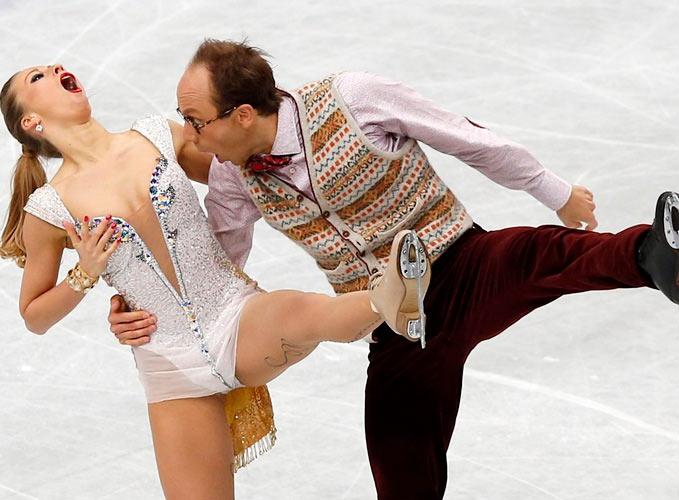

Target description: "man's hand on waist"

left=108, top=294, right=155, bottom=346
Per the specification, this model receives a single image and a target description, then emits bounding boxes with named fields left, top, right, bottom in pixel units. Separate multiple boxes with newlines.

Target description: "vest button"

left=371, top=268, right=379, bottom=274
left=296, top=195, right=304, bottom=202
left=322, top=211, right=330, bottom=218
left=342, top=230, right=350, bottom=237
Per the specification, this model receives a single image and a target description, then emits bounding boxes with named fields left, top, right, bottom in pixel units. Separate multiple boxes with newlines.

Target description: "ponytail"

left=0, top=72, right=61, bottom=268
left=0, top=148, right=47, bottom=267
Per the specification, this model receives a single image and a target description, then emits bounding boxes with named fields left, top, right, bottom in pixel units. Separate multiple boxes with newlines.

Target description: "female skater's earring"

left=35, top=124, right=43, bottom=133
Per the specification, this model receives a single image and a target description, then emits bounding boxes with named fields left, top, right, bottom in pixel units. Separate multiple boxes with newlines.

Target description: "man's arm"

left=204, top=158, right=262, bottom=268
left=336, top=72, right=596, bottom=229
left=167, top=118, right=262, bottom=263
left=168, top=119, right=213, bottom=184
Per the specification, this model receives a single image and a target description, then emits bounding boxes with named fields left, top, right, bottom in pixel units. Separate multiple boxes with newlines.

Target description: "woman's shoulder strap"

left=23, top=184, right=75, bottom=229
left=131, top=114, right=177, bottom=162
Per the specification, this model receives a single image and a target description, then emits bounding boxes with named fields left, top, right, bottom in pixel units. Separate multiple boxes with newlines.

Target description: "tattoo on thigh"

left=349, top=319, right=383, bottom=342
left=265, top=338, right=317, bottom=368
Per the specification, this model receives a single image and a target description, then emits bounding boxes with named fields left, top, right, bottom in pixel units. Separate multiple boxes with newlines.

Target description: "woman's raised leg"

left=236, top=289, right=381, bottom=386
left=148, top=394, right=234, bottom=500
left=236, top=230, right=432, bottom=387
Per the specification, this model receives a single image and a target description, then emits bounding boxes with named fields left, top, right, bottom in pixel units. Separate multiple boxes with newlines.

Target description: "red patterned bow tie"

left=246, top=153, right=293, bottom=172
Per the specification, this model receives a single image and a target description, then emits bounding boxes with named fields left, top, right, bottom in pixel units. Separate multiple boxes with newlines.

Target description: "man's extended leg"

left=365, top=220, right=657, bottom=499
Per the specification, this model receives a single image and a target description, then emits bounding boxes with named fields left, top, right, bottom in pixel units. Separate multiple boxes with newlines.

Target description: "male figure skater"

left=108, top=39, right=678, bottom=499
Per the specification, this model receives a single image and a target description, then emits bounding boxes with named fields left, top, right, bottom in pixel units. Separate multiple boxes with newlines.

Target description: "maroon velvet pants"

left=365, top=223, right=652, bottom=500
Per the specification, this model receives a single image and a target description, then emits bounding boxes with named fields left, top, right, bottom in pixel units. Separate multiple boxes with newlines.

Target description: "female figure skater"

left=0, top=64, right=431, bottom=500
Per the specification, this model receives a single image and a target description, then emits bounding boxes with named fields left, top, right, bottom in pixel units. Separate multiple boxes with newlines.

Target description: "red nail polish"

left=111, top=223, right=117, bottom=229
left=105, top=215, right=112, bottom=220
left=84, top=215, right=89, bottom=222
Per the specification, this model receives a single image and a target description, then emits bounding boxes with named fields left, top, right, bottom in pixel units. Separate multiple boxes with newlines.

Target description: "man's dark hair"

left=191, top=39, right=282, bottom=116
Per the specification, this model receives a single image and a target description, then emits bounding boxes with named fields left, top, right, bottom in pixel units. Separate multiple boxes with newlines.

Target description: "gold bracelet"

left=66, top=262, right=99, bottom=294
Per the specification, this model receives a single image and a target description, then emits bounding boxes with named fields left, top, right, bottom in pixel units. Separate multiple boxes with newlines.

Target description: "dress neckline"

left=45, top=156, right=185, bottom=300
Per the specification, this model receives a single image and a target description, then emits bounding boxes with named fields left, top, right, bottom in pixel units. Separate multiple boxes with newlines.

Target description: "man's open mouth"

left=60, top=72, right=82, bottom=93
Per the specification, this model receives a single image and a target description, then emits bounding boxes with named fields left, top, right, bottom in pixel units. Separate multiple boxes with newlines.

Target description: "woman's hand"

left=62, top=216, right=121, bottom=277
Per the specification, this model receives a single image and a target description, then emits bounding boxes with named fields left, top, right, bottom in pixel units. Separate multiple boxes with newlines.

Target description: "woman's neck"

left=49, top=118, right=117, bottom=168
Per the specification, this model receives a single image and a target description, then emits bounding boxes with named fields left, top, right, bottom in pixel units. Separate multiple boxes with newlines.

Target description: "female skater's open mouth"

left=60, top=72, right=81, bottom=93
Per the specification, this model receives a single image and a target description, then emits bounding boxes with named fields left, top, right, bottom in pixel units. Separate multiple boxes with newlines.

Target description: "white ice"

left=0, top=0, right=677, bottom=498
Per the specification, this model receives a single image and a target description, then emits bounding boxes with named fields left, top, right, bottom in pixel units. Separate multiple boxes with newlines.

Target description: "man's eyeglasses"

left=176, top=105, right=237, bottom=134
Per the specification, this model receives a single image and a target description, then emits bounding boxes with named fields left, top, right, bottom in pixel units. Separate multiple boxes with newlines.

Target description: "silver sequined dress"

left=23, top=115, right=260, bottom=403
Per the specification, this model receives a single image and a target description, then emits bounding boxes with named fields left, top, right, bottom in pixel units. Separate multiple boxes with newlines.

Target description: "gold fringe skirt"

left=224, top=385, right=277, bottom=471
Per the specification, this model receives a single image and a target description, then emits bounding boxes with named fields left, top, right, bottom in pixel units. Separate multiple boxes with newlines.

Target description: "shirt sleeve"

left=204, top=158, right=262, bottom=268
left=335, top=72, right=572, bottom=211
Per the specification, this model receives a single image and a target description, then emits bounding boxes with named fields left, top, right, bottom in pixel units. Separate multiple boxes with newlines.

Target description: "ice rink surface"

left=0, top=0, right=678, bottom=498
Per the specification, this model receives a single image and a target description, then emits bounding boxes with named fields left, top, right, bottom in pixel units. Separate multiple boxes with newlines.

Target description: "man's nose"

left=182, top=121, right=198, bottom=143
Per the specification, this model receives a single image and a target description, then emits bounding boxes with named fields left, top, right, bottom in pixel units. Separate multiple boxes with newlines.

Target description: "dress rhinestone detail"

left=24, top=116, right=260, bottom=394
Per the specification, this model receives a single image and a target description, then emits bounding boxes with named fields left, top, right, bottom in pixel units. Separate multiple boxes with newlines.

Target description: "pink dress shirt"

left=205, top=72, right=572, bottom=267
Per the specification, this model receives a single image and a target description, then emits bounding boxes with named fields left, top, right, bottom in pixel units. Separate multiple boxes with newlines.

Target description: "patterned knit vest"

left=239, top=75, right=473, bottom=293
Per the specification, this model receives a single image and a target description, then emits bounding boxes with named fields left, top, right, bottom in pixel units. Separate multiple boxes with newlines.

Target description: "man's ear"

left=234, top=105, right=256, bottom=128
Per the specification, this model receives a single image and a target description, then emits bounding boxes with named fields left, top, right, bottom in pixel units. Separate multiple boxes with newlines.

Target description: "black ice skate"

left=638, top=191, right=679, bottom=304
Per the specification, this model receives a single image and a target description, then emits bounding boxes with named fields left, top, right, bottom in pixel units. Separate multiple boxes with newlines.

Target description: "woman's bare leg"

left=236, top=290, right=382, bottom=386
left=148, top=394, right=234, bottom=500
